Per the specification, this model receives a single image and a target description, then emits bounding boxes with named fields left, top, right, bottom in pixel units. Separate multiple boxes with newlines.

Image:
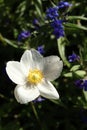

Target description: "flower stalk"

left=30, top=102, right=44, bottom=130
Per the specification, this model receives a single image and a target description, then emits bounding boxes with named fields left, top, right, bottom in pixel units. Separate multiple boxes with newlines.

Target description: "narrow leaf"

left=68, top=16, right=87, bottom=21
left=57, top=37, right=70, bottom=67
left=64, top=23, right=87, bottom=31
left=33, top=0, right=43, bottom=20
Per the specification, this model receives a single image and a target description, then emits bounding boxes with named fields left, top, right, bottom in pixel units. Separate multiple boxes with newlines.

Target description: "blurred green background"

left=0, top=0, right=87, bottom=130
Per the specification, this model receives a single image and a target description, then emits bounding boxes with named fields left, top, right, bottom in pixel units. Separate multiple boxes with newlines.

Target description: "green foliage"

left=0, top=0, right=87, bottom=130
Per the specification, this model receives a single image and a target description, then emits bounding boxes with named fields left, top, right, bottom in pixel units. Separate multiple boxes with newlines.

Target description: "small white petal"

left=20, top=50, right=33, bottom=75
left=43, top=56, right=63, bottom=81
left=14, top=84, right=40, bottom=104
left=6, top=61, right=26, bottom=85
left=38, top=79, right=59, bottom=99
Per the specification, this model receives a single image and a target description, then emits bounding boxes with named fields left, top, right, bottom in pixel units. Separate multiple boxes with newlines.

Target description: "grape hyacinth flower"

left=51, top=19, right=64, bottom=39
left=45, top=1, right=72, bottom=39
left=68, top=53, right=80, bottom=62
left=6, top=49, right=63, bottom=104
left=75, top=79, right=87, bottom=91
left=37, top=46, right=45, bottom=55
left=58, top=1, right=72, bottom=9
left=46, top=7, right=59, bottom=20
left=18, top=31, right=31, bottom=41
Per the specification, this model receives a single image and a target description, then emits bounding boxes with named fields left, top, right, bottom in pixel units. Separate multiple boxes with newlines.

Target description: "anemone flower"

left=6, top=49, right=63, bottom=104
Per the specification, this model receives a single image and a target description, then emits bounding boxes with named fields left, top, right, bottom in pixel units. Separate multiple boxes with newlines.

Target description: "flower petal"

left=20, top=49, right=44, bottom=75
left=31, top=49, right=44, bottom=70
left=20, top=50, right=33, bottom=75
left=38, top=79, right=59, bottom=99
left=14, top=84, right=40, bottom=104
left=43, top=56, right=63, bottom=81
left=6, top=61, right=26, bottom=85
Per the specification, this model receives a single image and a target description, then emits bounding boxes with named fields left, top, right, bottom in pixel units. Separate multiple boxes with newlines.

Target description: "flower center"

left=27, top=69, right=43, bottom=84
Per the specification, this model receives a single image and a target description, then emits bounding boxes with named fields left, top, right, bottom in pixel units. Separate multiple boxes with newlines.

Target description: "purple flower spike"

left=58, top=1, right=72, bottom=9
left=46, top=7, right=59, bottom=20
left=33, top=19, right=39, bottom=26
left=83, top=80, right=87, bottom=91
left=18, top=31, right=31, bottom=41
left=33, top=19, right=40, bottom=30
left=53, top=28, right=64, bottom=39
left=75, top=79, right=87, bottom=91
left=68, top=53, right=80, bottom=62
left=75, top=79, right=83, bottom=89
left=37, top=46, right=45, bottom=54
left=51, top=19, right=64, bottom=39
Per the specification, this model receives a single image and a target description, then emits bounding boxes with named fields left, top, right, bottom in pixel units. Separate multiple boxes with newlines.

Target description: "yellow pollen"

left=27, top=69, right=43, bottom=84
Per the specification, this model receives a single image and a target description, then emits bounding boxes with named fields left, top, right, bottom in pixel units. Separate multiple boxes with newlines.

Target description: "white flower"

left=6, top=49, right=63, bottom=104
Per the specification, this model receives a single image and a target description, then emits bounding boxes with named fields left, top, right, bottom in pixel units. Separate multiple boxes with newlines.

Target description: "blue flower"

left=58, top=1, right=72, bottom=9
left=33, top=96, right=45, bottom=103
left=33, top=19, right=39, bottom=26
left=53, top=28, right=64, bottom=39
left=37, top=46, right=45, bottom=54
left=46, top=7, right=59, bottom=20
left=75, top=79, right=83, bottom=89
left=68, top=53, right=80, bottom=62
left=83, top=80, right=87, bottom=91
left=75, top=79, right=87, bottom=91
left=51, top=19, right=64, bottom=39
left=18, top=31, right=31, bottom=41
left=33, top=19, right=40, bottom=30
left=51, top=19, right=63, bottom=28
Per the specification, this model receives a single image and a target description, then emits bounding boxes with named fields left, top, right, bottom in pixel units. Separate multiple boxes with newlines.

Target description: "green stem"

left=30, top=102, right=44, bottom=130
left=31, top=102, right=40, bottom=122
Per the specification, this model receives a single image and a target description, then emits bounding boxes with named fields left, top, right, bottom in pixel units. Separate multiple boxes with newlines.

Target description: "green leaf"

left=83, top=91, right=87, bottom=101
left=50, top=99, right=67, bottom=108
left=57, top=37, right=70, bottom=67
left=68, top=16, right=87, bottom=21
left=16, top=1, right=26, bottom=17
left=64, top=72, right=73, bottom=77
left=4, top=38, right=18, bottom=48
left=33, top=0, right=44, bottom=20
left=0, top=34, right=27, bottom=49
left=70, top=65, right=80, bottom=71
left=64, top=23, right=87, bottom=31
left=75, top=70, right=86, bottom=78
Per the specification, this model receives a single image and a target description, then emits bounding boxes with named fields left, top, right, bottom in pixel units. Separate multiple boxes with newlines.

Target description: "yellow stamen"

left=27, top=69, right=43, bottom=84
